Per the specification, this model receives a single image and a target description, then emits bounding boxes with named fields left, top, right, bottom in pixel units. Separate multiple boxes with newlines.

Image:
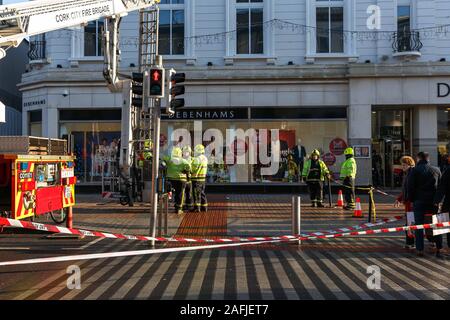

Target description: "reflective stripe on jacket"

left=302, top=159, right=329, bottom=181
left=191, top=155, right=208, bottom=181
left=165, top=156, right=191, bottom=181
left=340, top=157, right=357, bottom=179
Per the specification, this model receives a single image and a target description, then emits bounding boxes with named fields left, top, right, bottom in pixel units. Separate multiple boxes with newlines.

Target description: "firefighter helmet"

left=171, top=147, right=182, bottom=158
left=311, top=149, right=320, bottom=157
left=194, top=144, right=205, bottom=155
left=182, top=145, right=192, bottom=155
left=344, top=147, right=354, bottom=156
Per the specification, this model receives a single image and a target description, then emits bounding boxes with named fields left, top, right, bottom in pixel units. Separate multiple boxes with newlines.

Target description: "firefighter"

left=302, top=149, right=330, bottom=207
left=340, top=147, right=357, bottom=210
left=182, top=145, right=194, bottom=211
left=165, top=147, right=191, bottom=215
left=143, top=139, right=153, bottom=160
left=138, top=139, right=153, bottom=168
left=287, top=154, right=298, bottom=182
left=191, top=144, right=208, bottom=212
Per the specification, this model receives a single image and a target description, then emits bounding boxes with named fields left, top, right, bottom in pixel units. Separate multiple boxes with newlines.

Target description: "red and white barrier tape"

left=1, top=215, right=403, bottom=244
left=1, top=221, right=449, bottom=267
left=0, top=217, right=294, bottom=243
left=298, top=222, right=450, bottom=241
left=301, top=215, right=403, bottom=237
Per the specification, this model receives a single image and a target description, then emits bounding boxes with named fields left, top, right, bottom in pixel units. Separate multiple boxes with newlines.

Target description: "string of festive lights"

left=42, top=18, right=450, bottom=48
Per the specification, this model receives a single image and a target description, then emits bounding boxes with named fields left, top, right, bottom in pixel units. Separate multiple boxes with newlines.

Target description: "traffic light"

left=131, top=72, right=143, bottom=108
left=166, top=69, right=186, bottom=115
left=149, top=68, right=165, bottom=98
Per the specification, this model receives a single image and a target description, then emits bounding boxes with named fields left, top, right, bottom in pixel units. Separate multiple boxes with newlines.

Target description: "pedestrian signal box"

left=149, top=68, right=165, bottom=98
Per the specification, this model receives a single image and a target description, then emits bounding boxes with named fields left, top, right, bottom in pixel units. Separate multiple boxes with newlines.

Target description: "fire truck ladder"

left=0, top=0, right=160, bottom=55
left=128, top=7, right=159, bottom=202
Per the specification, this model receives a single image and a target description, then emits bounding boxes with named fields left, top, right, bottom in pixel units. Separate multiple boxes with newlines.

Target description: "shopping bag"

left=406, top=212, right=415, bottom=225
left=425, top=212, right=450, bottom=237
left=406, top=212, right=415, bottom=238
left=432, top=212, right=450, bottom=236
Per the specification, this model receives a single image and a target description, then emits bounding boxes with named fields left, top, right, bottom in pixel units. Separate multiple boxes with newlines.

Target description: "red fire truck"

left=0, top=136, right=76, bottom=224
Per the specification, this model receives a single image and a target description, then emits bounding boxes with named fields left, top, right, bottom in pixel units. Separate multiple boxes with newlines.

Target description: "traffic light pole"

left=150, top=98, right=161, bottom=247
left=149, top=56, right=162, bottom=247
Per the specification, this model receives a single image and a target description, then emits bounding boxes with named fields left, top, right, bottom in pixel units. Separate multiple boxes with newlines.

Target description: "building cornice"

left=18, top=62, right=450, bottom=91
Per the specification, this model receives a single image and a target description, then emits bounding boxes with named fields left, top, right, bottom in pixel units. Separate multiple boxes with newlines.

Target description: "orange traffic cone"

left=337, top=190, right=344, bottom=208
left=353, top=198, right=363, bottom=217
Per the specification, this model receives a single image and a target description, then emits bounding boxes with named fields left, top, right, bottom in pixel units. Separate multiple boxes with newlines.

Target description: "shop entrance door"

left=379, top=138, right=405, bottom=188
left=372, top=109, right=412, bottom=189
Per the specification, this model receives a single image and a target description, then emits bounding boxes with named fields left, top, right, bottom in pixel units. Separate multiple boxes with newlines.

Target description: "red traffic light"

left=152, top=70, right=161, bottom=81
left=149, top=68, right=165, bottom=97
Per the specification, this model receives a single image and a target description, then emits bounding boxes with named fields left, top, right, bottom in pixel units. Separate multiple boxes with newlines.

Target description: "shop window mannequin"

left=292, top=138, right=307, bottom=181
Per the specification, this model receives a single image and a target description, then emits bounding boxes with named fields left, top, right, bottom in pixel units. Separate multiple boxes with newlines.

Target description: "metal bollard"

left=66, top=206, right=73, bottom=229
left=292, top=196, right=301, bottom=245
left=158, top=196, right=163, bottom=237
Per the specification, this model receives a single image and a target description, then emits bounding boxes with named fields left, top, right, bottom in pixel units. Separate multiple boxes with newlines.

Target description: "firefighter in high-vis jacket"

left=164, top=147, right=191, bottom=214
left=340, top=147, right=357, bottom=210
left=191, top=144, right=208, bottom=212
left=138, top=139, right=153, bottom=168
left=182, top=145, right=194, bottom=211
left=302, top=149, right=330, bottom=207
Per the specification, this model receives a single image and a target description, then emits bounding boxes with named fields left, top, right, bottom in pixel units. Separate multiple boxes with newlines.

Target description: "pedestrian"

left=164, top=147, right=191, bottom=215
left=394, top=156, right=416, bottom=249
left=302, top=149, right=330, bottom=207
left=407, top=152, right=442, bottom=257
left=182, top=145, right=194, bottom=212
left=340, top=147, right=357, bottom=210
left=372, top=149, right=382, bottom=187
left=191, top=144, right=208, bottom=212
left=433, top=155, right=450, bottom=255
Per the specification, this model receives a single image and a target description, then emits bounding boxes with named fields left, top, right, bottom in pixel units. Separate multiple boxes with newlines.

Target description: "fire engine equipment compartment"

left=0, top=136, right=76, bottom=220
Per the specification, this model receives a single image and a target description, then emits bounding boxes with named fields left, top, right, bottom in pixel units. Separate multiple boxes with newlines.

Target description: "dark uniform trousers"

left=343, top=177, right=356, bottom=209
left=307, top=181, right=323, bottom=204
left=193, top=181, right=208, bottom=212
left=170, top=180, right=186, bottom=211
left=183, top=181, right=194, bottom=211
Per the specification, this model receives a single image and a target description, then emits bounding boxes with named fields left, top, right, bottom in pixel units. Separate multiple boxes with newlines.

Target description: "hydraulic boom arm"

left=0, top=0, right=159, bottom=49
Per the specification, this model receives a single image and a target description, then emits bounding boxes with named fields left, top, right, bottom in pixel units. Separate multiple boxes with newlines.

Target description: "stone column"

left=42, top=107, right=58, bottom=138
left=348, top=104, right=372, bottom=185
left=22, top=110, right=28, bottom=135
left=413, top=105, right=438, bottom=166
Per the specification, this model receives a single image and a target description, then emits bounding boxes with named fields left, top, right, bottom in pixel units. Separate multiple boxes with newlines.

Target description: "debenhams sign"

left=162, top=109, right=248, bottom=120
left=438, top=83, right=450, bottom=98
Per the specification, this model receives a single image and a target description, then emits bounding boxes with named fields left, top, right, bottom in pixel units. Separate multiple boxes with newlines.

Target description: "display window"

left=59, top=121, right=121, bottom=184
left=437, top=106, right=450, bottom=171
left=28, top=110, right=42, bottom=137
left=161, top=119, right=348, bottom=184
left=371, top=109, right=412, bottom=188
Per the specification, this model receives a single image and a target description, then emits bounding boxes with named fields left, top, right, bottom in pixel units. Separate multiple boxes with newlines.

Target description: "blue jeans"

left=414, top=202, right=443, bottom=252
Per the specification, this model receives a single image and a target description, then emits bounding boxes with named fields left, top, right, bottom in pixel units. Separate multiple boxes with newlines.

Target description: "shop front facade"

left=19, top=63, right=450, bottom=187
left=350, top=63, right=450, bottom=188
left=20, top=80, right=123, bottom=184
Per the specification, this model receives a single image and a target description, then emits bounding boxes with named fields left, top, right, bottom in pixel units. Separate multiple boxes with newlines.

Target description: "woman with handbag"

left=394, top=156, right=416, bottom=249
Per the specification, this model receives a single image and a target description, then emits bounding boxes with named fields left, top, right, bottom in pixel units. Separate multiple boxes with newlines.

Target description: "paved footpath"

left=0, top=193, right=449, bottom=300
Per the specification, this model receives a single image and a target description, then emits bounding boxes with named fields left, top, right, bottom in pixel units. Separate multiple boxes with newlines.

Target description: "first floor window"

left=316, top=6, right=344, bottom=53
left=84, top=20, right=104, bottom=56
left=159, top=9, right=185, bottom=55
left=236, top=0, right=264, bottom=54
